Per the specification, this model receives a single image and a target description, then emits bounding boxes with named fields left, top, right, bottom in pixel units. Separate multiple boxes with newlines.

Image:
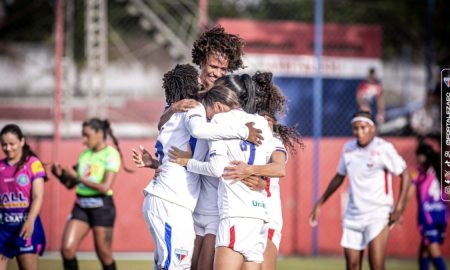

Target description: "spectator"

left=356, top=68, right=385, bottom=124
left=410, top=85, right=440, bottom=141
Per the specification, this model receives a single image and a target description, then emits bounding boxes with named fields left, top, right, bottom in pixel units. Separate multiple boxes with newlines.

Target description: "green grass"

left=7, top=255, right=432, bottom=270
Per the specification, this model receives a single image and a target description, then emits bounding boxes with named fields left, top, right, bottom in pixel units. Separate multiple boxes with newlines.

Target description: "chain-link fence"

left=1, top=0, right=445, bottom=138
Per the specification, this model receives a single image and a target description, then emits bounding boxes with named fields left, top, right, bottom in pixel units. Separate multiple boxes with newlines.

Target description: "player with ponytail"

left=53, top=118, right=127, bottom=270
left=0, top=124, right=47, bottom=270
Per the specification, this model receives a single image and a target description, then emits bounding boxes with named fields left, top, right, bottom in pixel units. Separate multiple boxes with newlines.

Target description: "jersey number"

left=155, top=140, right=164, bottom=164
left=240, top=141, right=256, bottom=165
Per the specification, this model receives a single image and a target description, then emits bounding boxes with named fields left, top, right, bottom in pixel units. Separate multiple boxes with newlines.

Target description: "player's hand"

left=223, top=161, right=252, bottom=183
left=154, top=168, right=161, bottom=179
left=240, top=175, right=266, bottom=191
left=51, top=163, right=63, bottom=177
left=172, top=99, right=199, bottom=112
left=168, top=146, right=192, bottom=166
left=245, top=122, right=263, bottom=146
left=20, top=218, right=35, bottom=240
left=63, top=166, right=78, bottom=179
left=132, top=145, right=159, bottom=169
left=308, top=205, right=321, bottom=227
left=388, top=209, right=403, bottom=228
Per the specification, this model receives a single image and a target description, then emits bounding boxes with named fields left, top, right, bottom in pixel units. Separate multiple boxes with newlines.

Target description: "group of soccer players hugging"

left=0, top=25, right=448, bottom=270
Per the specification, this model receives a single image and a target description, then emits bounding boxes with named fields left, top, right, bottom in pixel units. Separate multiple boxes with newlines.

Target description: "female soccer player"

left=158, top=26, right=245, bottom=130
left=0, top=124, right=46, bottom=270
left=135, top=64, right=261, bottom=270
left=169, top=84, right=276, bottom=270
left=408, top=143, right=448, bottom=270
left=220, top=72, right=303, bottom=270
left=53, top=118, right=127, bottom=270
left=309, top=111, right=411, bottom=270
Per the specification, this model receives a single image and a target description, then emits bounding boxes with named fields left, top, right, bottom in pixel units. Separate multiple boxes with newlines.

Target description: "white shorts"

left=340, top=216, right=389, bottom=250
left=193, top=212, right=220, bottom=237
left=215, top=217, right=268, bottom=263
left=142, top=193, right=195, bottom=270
left=267, top=197, right=283, bottom=250
left=267, top=225, right=282, bottom=250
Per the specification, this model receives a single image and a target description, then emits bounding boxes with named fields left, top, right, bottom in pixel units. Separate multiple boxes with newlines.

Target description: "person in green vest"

left=52, top=118, right=128, bottom=270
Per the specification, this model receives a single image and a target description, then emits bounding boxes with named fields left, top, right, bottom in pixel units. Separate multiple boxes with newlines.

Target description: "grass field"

left=7, top=253, right=439, bottom=270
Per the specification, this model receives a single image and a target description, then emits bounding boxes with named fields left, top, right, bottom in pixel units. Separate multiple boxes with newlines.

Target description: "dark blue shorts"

left=419, top=222, right=447, bottom=245
left=0, top=216, right=46, bottom=258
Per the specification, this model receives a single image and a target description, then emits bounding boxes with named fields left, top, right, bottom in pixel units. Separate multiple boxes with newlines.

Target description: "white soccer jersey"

left=194, top=166, right=219, bottom=216
left=209, top=110, right=273, bottom=220
left=265, top=136, right=287, bottom=230
left=144, top=104, right=249, bottom=211
left=336, top=137, right=406, bottom=219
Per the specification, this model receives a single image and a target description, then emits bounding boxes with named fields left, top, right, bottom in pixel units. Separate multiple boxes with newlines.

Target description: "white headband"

left=351, top=116, right=375, bottom=126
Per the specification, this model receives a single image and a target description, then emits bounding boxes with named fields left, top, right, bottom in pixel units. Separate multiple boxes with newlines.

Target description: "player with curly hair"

left=168, top=72, right=301, bottom=270
left=218, top=72, right=302, bottom=270
left=158, top=26, right=245, bottom=130
left=133, top=64, right=262, bottom=270
left=192, top=25, right=245, bottom=89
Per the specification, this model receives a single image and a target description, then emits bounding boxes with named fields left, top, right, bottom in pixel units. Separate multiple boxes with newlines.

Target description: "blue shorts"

left=419, top=222, right=447, bottom=245
left=0, top=216, right=46, bottom=258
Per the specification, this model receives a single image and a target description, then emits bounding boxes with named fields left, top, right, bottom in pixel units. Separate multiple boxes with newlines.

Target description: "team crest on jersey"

left=175, top=249, right=188, bottom=262
left=16, top=174, right=30, bottom=186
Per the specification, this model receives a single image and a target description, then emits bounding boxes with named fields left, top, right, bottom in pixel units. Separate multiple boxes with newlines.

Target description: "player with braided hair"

left=163, top=63, right=203, bottom=106
left=133, top=64, right=262, bottom=270
left=53, top=118, right=128, bottom=270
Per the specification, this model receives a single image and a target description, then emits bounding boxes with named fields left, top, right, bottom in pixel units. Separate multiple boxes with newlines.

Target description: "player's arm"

left=158, top=99, right=199, bottom=130
left=309, top=173, right=346, bottom=226
left=389, top=169, right=411, bottom=226
left=169, top=140, right=228, bottom=178
left=382, top=143, right=411, bottom=226
left=185, top=153, right=228, bottom=178
left=132, top=145, right=159, bottom=169
left=186, top=109, right=263, bottom=145
left=20, top=176, right=45, bottom=240
left=222, top=150, right=286, bottom=182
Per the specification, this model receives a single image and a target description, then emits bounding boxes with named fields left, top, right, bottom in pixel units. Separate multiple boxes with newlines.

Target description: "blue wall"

left=274, top=77, right=361, bottom=137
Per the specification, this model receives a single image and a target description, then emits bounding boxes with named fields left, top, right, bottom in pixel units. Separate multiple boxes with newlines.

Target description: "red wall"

left=9, top=137, right=449, bottom=257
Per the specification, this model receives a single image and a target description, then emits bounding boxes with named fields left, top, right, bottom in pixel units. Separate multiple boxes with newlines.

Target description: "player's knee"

left=60, top=245, right=77, bottom=260
left=368, top=260, right=385, bottom=270
left=346, top=261, right=361, bottom=270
